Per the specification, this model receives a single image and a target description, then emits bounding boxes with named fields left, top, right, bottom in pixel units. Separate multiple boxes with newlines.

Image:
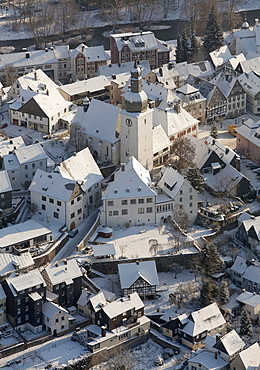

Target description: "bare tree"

left=55, top=0, right=77, bottom=42
left=168, top=136, right=196, bottom=174
left=130, top=0, right=157, bottom=29
left=2, top=64, right=16, bottom=86
left=119, top=244, right=127, bottom=258
left=170, top=262, right=183, bottom=278
left=223, top=0, right=243, bottom=32
left=173, top=204, right=189, bottom=231
left=148, top=239, right=162, bottom=256
left=212, top=174, right=238, bottom=198
left=100, top=0, right=125, bottom=33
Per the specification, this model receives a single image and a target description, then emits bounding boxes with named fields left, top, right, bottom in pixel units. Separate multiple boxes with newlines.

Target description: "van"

left=228, top=124, right=237, bottom=136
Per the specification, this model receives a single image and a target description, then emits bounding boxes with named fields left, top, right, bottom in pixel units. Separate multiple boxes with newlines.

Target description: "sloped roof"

left=189, top=350, right=228, bottom=370
left=118, top=260, right=159, bottom=289
left=243, top=264, right=260, bottom=284
left=176, top=83, right=199, bottom=95
left=0, top=251, right=34, bottom=278
left=111, top=31, right=159, bottom=52
left=71, top=44, right=108, bottom=62
left=42, top=301, right=68, bottom=319
left=152, top=124, right=171, bottom=154
left=29, top=169, right=77, bottom=202
left=213, top=329, right=245, bottom=356
left=236, top=119, right=260, bottom=147
left=92, top=243, right=116, bottom=257
left=101, top=292, right=144, bottom=318
left=54, top=147, right=103, bottom=192
left=0, top=170, right=12, bottom=192
left=89, top=292, right=107, bottom=312
left=235, top=342, right=260, bottom=369
left=209, top=45, right=233, bottom=69
left=236, top=291, right=260, bottom=307
left=238, top=71, right=260, bottom=96
left=77, top=288, right=91, bottom=307
left=16, top=69, right=58, bottom=92
left=211, top=72, right=240, bottom=98
left=98, top=60, right=150, bottom=77
left=71, top=99, right=119, bottom=144
left=6, top=269, right=46, bottom=295
left=239, top=55, right=260, bottom=74
left=158, top=166, right=185, bottom=199
left=0, top=49, right=58, bottom=70
left=228, top=53, right=246, bottom=69
left=0, top=136, right=25, bottom=157
left=15, top=143, right=48, bottom=164
left=231, top=256, right=247, bottom=274
left=60, top=75, right=110, bottom=95
left=102, top=156, right=156, bottom=200
left=43, top=259, right=82, bottom=285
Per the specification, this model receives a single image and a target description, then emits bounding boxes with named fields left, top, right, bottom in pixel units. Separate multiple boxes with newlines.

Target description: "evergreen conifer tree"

left=202, top=243, right=224, bottom=277
left=175, top=34, right=184, bottom=63
left=240, top=309, right=252, bottom=336
left=181, top=29, right=190, bottom=62
left=203, top=6, right=224, bottom=53
left=190, top=31, right=200, bottom=57
left=186, top=166, right=204, bottom=193
left=210, top=121, right=219, bottom=139
left=219, top=280, right=230, bottom=304
left=200, top=279, right=219, bottom=307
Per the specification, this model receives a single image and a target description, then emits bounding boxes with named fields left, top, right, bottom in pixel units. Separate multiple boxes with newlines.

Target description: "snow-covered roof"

left=235, top=342, right=260, bottom=369
left=15, top=143, right=48, bottom=164
left=53, top=147, right=103, bottom=193
left=43, top=259, right=82, bottom=285
left=183, top=303, right=226, bottom=336
left=0, top=49, right=58, bottom=70
left=236, top=119, right=260, bottom=148
left=59, top=75, right=110, bottom=96
left=0, top=219, right=52, bottom=249
left=236, top=291, right=260, bottom=307
left=102, top=156, right=156, bottom=200
left=239, top=55, right=260, bottom=74
left=243, top=264, right=260, bottom=284
left=204, top=136, right=238, bottom=165
left=3, top=152, right=20, bottom=171
left=0, top=285, right=6, bottom=300
left=101, top=292, right=144, bottom=318
left=0, top=251, right=34, bottom=277
left=6, top=269, right=46, bottom=295
left=211, top=72, right=240, bottom=98
left=231, top=256, right=247, bottom=274
left=118, top=260, right=159, bottom=289
left=77, top=288, right=91, bottom=307
left=0, top=136, right=25, bottom=157
left=15, top=69, right=58, bottom=93
left=71, top=99, right=119, bottom=144
left=92, top=243, right=116, bottom=257
left=214, top=329, right=245, bottom=356
left=238, top=70, right=260, bottom=96
left=42, top=301, right=68, bottom=319
left=29, top=169, right=77, bottom=202
left=89, top=292, right=107, bottom=313
left=0, top=170, right=12, bottom=192
left=228, top=53, right=246, bottom=70
left=98, top=60, right=150, bottom=77
left=111, top=31, right=159, bottom=52
left=189, top=350, right=228, bottom=370
left=176, top=84, right=198, bottom=95
left=209, top=45, right=233, bottom=69
left=152, top=125, right=171, bottom=154
left=153, top=104, right=199, bottom=138
left=175, top=60, right=214, bottom=82
left=71, top=44, right=108, bottom=62
left=158, top=166, right=185, bottom=199
left=237, top=212, right=252, bottom=223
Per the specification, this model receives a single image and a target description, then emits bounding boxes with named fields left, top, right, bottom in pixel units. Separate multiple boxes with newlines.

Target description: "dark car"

left=68, top=228, right=78, bottom=238
left=0, top=123, right=8, bottom=129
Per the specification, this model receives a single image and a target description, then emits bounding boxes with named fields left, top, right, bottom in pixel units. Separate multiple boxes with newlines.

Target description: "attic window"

left=114, top=189, right=118, bottom=194
left=126, top=188, right=130, bottom=193
left=138, top=187, right=142, bottom=192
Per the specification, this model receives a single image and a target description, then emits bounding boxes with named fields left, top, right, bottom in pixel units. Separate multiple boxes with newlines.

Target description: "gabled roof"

left=15, top=143, right=48, bottom=164
left=211, top=72, right=242, bottom=98
left=176, top=83, right=199, bottom=95
left=6, top=269, right=46, bottom=296
left=0, top=136, right=25, bottom=157
left=118, top=260, right=159, bottom=289
left=236, top=290, right=260, bottom=307
left=0, top=170, right=12, bottom=192
left=231, top=256, right=247, bottom=274
left=227, top=53, right=246, bottom=69
left=209, top=45, right=233, bottom=69
left=71, top=99, right=119, bottom=144
left=42, top=259, right=82, bottom=286
left=16, top=69, right=58, bottom=93
left=213, top=329, right=245, bottom=356
left=98, top=60, right=150, bottom=77
left=29, top=169, right=78, bottom=202
left=60, top=75, right=110, bottom=95
left=0, top=49, right=58, bottom=69
left=183, top=303, right=226, bottom=336
left=42, top=301, right=68, bottom=319
left=0, top=251, right=34, bottom=278
left=92, top=244, right=116, bottom=258
left=71, top=44, right=108, bottom=62
left=243, top=264, right=260, bottom=284
left=101, top=292, right=144, bottom=319
left=238, top=71, right=260, bottom=96
left=102, top=156, right=156, bottom=200
left=236, top=118, right=260, bottom=147
left=111, top=31, right=159, bottom=52
left=189, top=350, right=228, bottom=370
left=153, top=124, right=171, bottom=154
left=0, top=284, right=6, bottom=300
left=53, top=147, right=103, bottom=192
left=234, top=342, right=260, bottom=369
left=89, top=292, right=107, bottom=312
left=77, top=288, right=91, bottom=307
left=158, top=166, right=186, bottom=199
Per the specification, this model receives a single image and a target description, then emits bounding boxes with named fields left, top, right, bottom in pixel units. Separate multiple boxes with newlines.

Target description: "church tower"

left=120, top=62, right=153, bottom=171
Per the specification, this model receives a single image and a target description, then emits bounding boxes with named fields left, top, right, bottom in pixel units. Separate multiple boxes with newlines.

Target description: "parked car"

left=68, top=228, right=78, bottom=238
left=0, top=123, right=8, bottom=129
left=228, top=124, right=237, bottom=136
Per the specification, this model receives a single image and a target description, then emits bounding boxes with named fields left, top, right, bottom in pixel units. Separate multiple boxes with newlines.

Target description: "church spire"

left=124, top=61, right=148, bottom=113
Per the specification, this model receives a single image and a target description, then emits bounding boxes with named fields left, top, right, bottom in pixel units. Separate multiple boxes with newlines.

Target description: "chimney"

left=174, top=100, right=181, bottom=114
left=214, top=352, right=218, bottom=359
left=64, top=259, right=67, bottom=265
left=34, top=70, right=37, bottom=81
left=46, top=90, right=49, bottom=96
left=45, top=47, right=48, bottom=52
left=215, top=333, right=221, bottom=343
left=26, top=52, right=30, bottom=59
left=159, top=67, right=163, bottom=77
left=169, top=315, right=172, bottom=321
left=82, top=45, right=84, bottom=52
left=255, top=19, right=259, bottom=26
left=136, top=261, right=139, bottom=265
left=73, top=152, right=77, bottom=156
left=242, top=118, right=245, bottom=125
left=10, top=140, right=13, bottom=144
left=121, top=163, right=125, bottom=172
left=55, top=263, right=58, bottom=267
left=101, top=326, right=106, bottom=337
left=83, top=97, right=90, bottom=112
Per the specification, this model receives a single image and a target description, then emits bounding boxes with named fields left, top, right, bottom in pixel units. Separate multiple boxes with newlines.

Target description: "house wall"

left=0, top=297, right=6, bottom=325
left=20, top=159, right=47, bottom=187
left=0, top=190, right=12, bottom=213
left=43, top=310, right=69, bottom=335
left=6, top=168, right=20, bottom=191
left=102, top=195, right=156, bottom=227
left=230, top=355, right=245, bottom=370
left=236, top=133, right=260, bottom=164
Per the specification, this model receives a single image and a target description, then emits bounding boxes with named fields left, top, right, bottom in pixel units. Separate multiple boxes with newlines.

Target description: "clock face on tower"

left=126, top=118, right=132, bottom=127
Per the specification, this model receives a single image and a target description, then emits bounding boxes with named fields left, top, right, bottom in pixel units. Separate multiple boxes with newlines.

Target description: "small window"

left=113, top=210, right=119, bottom=216
left=108, top=201, right=114, bottom=206
left=49, top=198, right=54, bottom=204
left=138, top=199, right=144, bottom=204
left=42, top=204, right=46, bottom=210
left=71, top=200, right=74, bottom=205
left=121, top=200, right=128, bottom=205
left=130, top=199, right=136, bottom=204
left=71, top=212, right=75, bottom=219
left=57, top=200, right=61, bottom=206
left=122, top=209, right=128, bottom=215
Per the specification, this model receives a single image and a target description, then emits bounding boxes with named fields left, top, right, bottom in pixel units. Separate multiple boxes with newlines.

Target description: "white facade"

left=42, top=302, right=70, bottom=335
